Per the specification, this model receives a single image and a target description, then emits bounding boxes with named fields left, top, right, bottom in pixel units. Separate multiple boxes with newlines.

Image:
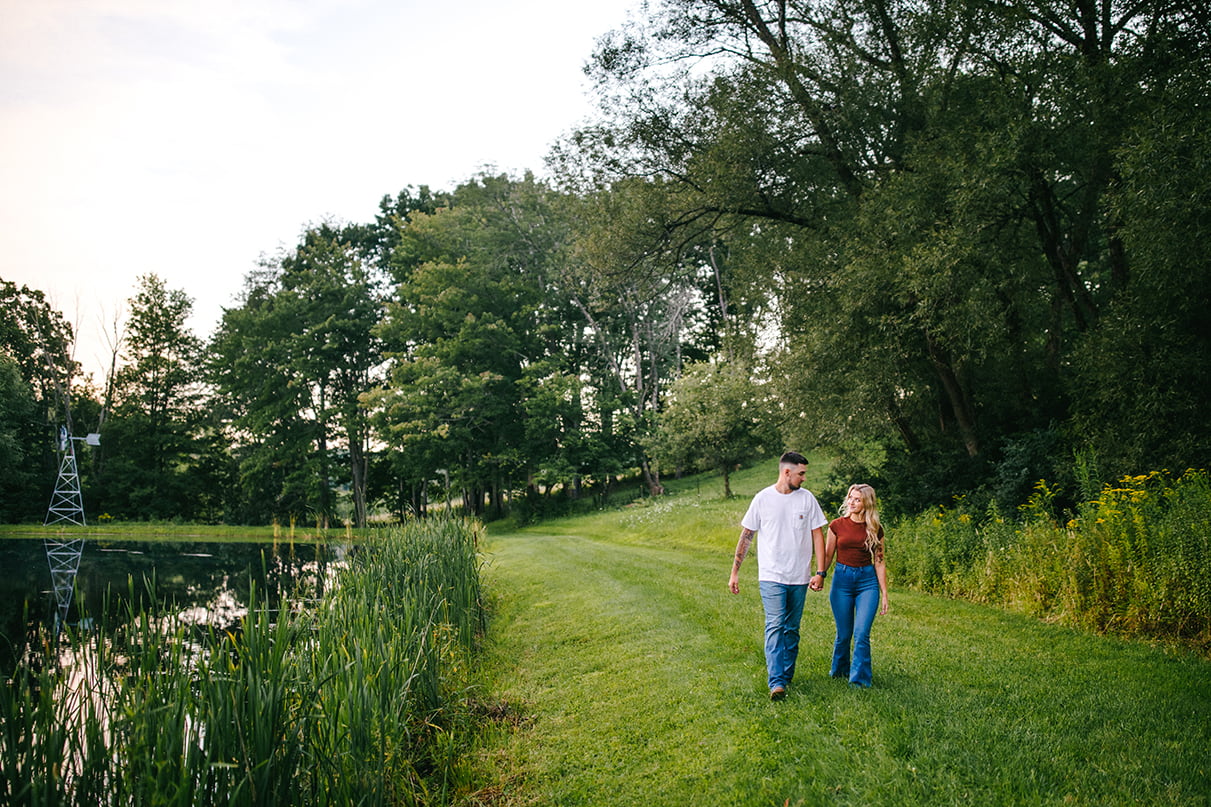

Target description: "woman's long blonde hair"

left=844, top=484, right=883, bottom=560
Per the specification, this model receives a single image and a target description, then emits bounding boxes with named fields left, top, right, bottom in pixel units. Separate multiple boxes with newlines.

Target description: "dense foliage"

left=892, top=470, right=1211, bottom=648
left=0, top=280, right=79, bottom=522
left=1, top=0, right=1207, bottom=525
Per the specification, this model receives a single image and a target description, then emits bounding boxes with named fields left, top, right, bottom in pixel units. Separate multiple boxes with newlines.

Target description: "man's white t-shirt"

left=741, top=485, right=829, bottom=585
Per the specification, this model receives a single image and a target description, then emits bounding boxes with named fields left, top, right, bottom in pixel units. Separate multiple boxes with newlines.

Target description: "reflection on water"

left=0, top=536, right=348, bottom=674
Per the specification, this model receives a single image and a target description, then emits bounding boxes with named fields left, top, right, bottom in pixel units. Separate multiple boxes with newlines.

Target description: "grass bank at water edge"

left=2, top=515, right=485, bottom=806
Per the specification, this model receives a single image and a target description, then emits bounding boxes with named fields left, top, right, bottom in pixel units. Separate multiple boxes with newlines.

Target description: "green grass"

left=472, top=459, right=1211, bottom=806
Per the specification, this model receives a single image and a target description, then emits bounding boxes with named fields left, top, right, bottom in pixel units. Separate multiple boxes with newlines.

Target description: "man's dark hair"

left=779, top=451, right=809, bottom=466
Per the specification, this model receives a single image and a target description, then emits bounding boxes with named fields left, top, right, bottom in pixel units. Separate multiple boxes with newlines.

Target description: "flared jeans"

left=829, top=562, right=880, bottom=687
left=759, top=581, right=807, bottom=691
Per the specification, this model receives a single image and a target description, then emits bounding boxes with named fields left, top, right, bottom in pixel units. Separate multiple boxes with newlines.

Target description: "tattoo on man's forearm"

left=733, top=529, right=755, bottom=572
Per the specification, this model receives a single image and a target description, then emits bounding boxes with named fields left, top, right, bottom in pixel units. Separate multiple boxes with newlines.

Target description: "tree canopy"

left=2, top=0, right=1207, bottom=524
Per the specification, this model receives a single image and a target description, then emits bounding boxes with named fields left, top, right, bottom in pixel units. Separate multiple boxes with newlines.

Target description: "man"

left=728, top=451, right=828, bottom=700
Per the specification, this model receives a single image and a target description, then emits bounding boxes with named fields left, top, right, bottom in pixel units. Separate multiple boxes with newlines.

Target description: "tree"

left=555, top=178, right=742, bottom=496
left=566, top=0, right=1211, bottom=505
left=0, top=355, right=36, bottom=521
left=210, top=224, right=384, bottom=526
left=0, top=279, right=81, bottom=521
left=209, top=267, right=321, bottom=524
left=98, top=274, right=209, bottom=519
left=280, top=225, right=383, bottom=527
left=650, top=361, right=777, bottom=497
left=372, top=175, right=570, bottom=518
left=1068, top=59, right=1211, bottom=478
left=0, top=280, right=78, bottom=412
left=572, top=0, right=1020, bottom=486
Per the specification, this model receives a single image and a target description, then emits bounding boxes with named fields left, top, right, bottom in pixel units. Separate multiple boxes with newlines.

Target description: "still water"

left=1, top=535, right=347, bottom=673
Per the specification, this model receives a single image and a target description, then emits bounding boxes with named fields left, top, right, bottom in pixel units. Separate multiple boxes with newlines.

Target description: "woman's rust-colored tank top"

left=830, top=517, right=882, bottom=567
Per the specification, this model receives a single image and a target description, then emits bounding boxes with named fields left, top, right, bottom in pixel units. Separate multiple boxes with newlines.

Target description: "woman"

left=820, top=483, right=888, bottom=687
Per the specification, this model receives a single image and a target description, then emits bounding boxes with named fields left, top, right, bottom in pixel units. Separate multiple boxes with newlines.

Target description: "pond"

left=0, top=535, right=348, bottom=674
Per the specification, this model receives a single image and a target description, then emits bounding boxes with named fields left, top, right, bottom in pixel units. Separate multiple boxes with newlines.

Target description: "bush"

left=889, top=470, right=1211, bottom=651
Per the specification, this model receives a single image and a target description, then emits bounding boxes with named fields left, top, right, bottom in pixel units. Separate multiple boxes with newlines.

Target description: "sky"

left=0, top=0, right=641, bottom=381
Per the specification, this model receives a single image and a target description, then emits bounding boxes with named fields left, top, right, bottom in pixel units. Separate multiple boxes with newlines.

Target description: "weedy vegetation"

left=892, top=469, right=1211, bottom=651
left=1, top=515, right=484, bottom=806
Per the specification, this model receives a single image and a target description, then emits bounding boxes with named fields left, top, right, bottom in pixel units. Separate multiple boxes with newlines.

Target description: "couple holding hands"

left=728, top=451, right=888, bottom=699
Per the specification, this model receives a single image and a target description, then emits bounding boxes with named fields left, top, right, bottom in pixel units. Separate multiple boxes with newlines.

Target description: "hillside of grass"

left=470, top=459, right=1211, bottom=806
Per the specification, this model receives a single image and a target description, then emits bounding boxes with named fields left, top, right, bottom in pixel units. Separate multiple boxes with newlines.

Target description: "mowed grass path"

left=474, top=475, right=1211, bottom=806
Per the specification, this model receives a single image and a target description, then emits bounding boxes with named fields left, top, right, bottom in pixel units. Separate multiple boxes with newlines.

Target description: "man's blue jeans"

left=759, top=581, right=808, bottom=691
left=829, top=562, right=880, bottom=687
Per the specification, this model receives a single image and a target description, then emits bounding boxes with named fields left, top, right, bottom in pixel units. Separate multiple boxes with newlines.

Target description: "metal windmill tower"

left=44, top=425, right=99, bottom=630
left=46, top=426, right=87, bottom=525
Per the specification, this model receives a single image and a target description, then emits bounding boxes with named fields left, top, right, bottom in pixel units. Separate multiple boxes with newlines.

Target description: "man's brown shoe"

left=770, top=686, right=787, bottom=701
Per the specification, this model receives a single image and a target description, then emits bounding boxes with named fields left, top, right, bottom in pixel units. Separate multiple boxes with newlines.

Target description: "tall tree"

left=282, top=225, right=384, bottom=527
left=566, top=0, right=1209, bottom=503
left=210, top=224, right=384, bottom=526
left=0, top=280, right=79, bottom=415
left=99, top=274, right=207, bottom=519
left=372, top=175, right=567, bottom=518
left=0, top=354, right=36, bottom=521
left=649, top=360, right=777, bottom=497
left=0, top=279, right=85, bottom=521
left=1068, top=56, right=1211, bottom=477
left=209, top=268, right=322, bottom=524
left=555, top=179, right=729, bottom=496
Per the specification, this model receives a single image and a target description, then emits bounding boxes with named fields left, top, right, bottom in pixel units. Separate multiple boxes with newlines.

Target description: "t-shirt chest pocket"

left=793, top=508, right=809, bottom=534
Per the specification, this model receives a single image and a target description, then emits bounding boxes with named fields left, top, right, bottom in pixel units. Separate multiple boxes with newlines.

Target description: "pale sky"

left=0, top=0, right=640, bottom=381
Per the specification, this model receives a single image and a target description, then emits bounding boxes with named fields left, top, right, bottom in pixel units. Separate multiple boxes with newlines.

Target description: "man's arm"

left=809, top=526, right=827, bottom=591
left=728, top=528, right=755, bottom=594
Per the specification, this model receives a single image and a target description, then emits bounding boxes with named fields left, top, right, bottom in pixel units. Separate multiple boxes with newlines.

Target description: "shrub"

left=889, top=470, right=1211, bottom=651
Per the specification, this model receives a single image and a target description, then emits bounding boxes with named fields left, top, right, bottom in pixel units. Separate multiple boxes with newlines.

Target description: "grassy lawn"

left=473, top=461, right=1211, bottom=806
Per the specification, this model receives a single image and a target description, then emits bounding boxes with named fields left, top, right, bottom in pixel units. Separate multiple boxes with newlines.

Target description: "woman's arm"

left=874, top=547, right=889, bottom=615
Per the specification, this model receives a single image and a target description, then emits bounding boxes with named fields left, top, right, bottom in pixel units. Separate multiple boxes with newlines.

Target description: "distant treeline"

left=2, top=0, right=1208, bottom=526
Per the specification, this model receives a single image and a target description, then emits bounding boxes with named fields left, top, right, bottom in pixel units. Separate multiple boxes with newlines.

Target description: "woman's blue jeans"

left=759, top=581, right=807, bottom=691
left=829, top=562, right=880, bottom=687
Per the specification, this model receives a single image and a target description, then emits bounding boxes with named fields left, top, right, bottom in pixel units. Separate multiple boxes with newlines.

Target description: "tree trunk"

left=1029, top=169, right=1099, bottom=331
left=886, top=396, right=921, bottom=453
left=317, top=383, right=331, bottom=528
left=641, top=458, right=664, bottom=496
left=924, top=330, right=980, bottom=458
left=347, top=428, right=368, bottom=528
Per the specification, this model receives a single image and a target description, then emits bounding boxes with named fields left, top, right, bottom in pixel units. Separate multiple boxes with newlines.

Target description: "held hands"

left=808, top=574, right=824, bottom=592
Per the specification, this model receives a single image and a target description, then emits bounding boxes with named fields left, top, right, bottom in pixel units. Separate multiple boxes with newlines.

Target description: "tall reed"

left=890, top=470, right=1211, bottom=649
left=0, top=515, right=484, bottom=806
